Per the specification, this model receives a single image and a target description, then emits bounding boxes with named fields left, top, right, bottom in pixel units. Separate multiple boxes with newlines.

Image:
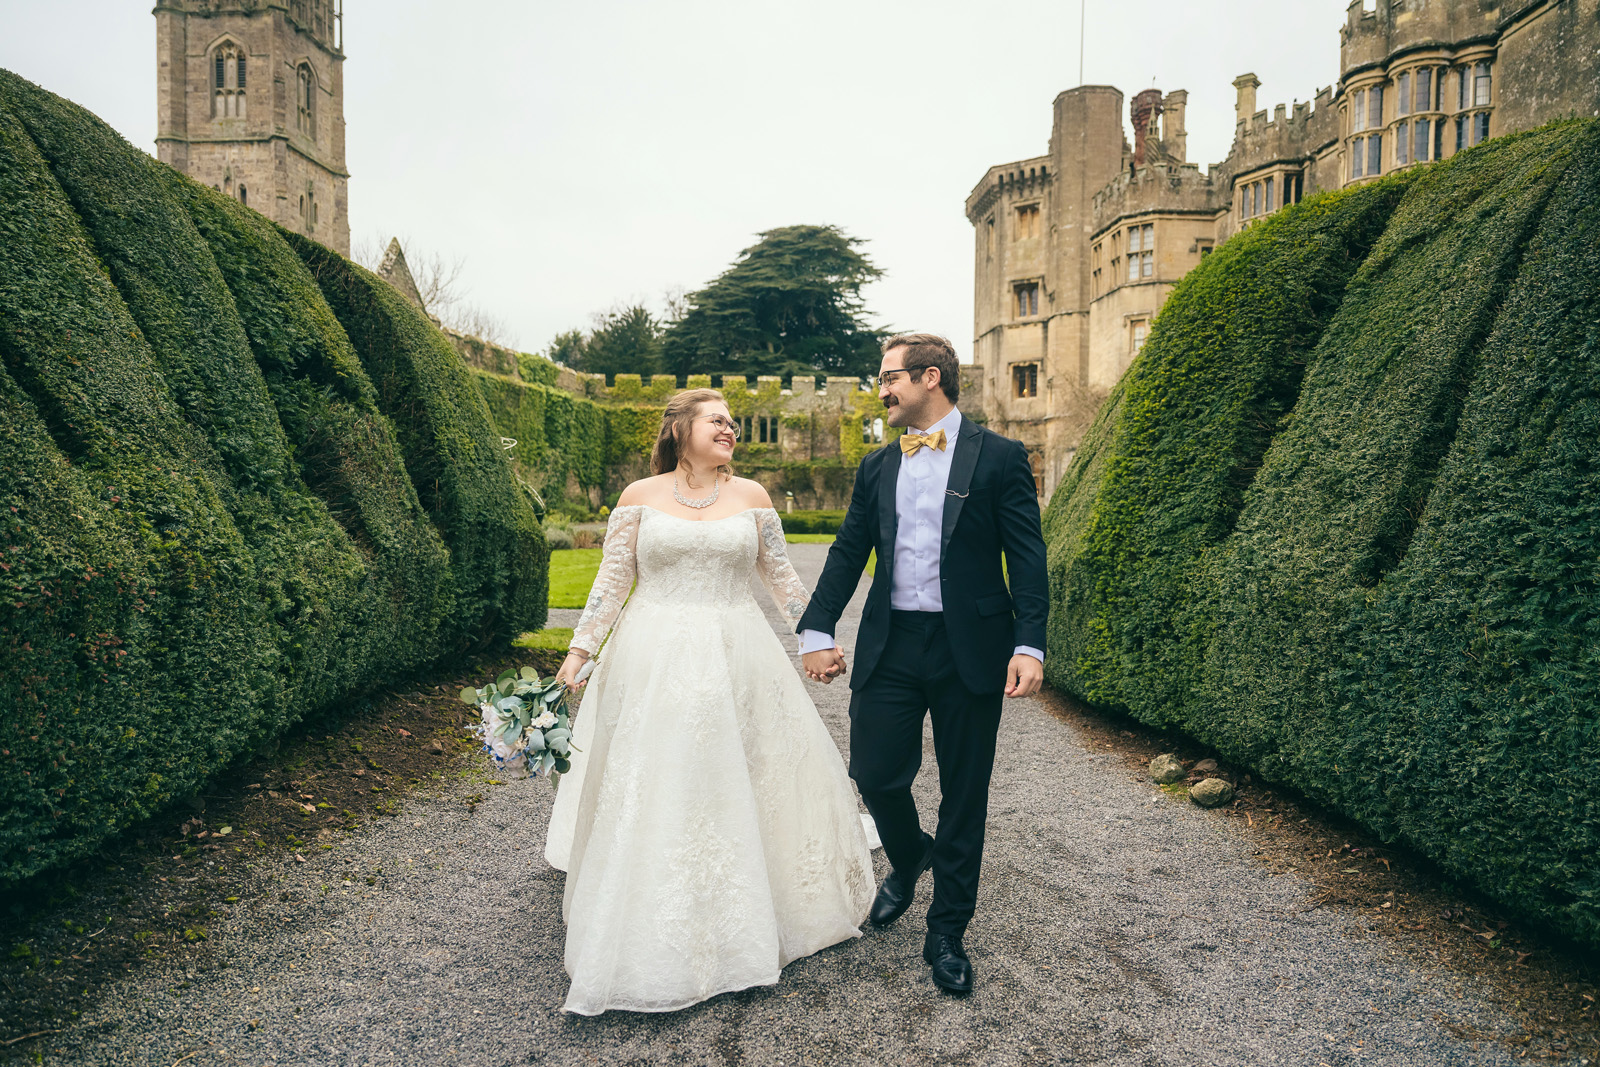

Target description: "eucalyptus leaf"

left=526, top=730, right=546, bottom=752
left=458, top=687, right=479, bottom=705
left=519, top=666, right=539, bottom=681
left=554, top=758, right=571, bottom=774
left=544, top=728, right=571, bottom=747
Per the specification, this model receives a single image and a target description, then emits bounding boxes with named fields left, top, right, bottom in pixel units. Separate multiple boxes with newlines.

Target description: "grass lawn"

left=513, top=627, right=574, bottom=651
left=548, top=548, right=603, bottom=609
left=545, top=536, right=874, bottom=617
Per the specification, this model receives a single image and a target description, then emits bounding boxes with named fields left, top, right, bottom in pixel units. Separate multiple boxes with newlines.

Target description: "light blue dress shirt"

left=799, top=406, right=1044, bottom=665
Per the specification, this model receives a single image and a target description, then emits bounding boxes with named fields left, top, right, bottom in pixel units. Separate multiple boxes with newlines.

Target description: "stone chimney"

left=1161, top=89, right=1188, bottom=163
left=1131, top=88, right=1163, bottom=168
left=1233, top=73, right=1262, bottom=127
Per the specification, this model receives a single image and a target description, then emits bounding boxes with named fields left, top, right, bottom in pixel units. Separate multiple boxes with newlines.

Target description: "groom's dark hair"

left=883, top=333, right=960, bottom=403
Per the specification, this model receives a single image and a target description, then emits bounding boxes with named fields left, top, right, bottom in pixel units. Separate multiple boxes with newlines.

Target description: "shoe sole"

left=928, top=969, right=972, bottom=995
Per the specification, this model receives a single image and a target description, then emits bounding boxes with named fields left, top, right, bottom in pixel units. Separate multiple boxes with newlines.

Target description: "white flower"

left=532, top=710, right=558, bottom=729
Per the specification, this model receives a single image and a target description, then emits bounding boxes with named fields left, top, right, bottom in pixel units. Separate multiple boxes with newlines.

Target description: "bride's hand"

left=556, top=650, right=591, bottom=690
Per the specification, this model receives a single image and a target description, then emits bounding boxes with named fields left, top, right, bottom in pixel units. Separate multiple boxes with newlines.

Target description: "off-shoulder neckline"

left=609, top=504, right=777, bottom=523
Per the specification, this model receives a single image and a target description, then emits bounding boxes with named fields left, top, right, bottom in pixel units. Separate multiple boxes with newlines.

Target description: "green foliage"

left=471, top=372, right=660, bottom=509
left=661, top=225, right=885, bottom=378
left=839, top=389, right=901, bottom=467
left=605, top=405, right=661, bottom=467
left=579, top=305, right=662, bottom=378
left=290, top=235, right=548, bottom=646
left=1042, top=121, right=1600, bottom=947
left=0, top=72, right=535, bottom=884
left=1043, top=170, right=1417, bottom=711
left=516, top=350, right=560, bottom=387
left=545, top=330, right=585, bottom=373
left=777, top=510, right=848, bottom=535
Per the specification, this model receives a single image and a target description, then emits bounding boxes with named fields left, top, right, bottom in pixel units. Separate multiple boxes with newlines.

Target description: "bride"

left=546, top=388, right=876, bottom=1016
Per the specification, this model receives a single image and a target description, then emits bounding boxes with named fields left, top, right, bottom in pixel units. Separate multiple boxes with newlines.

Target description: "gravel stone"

left=39, top=544, right=1524, bottom=1066
left=1191, top=777, right=1236, bottom=808
left=1148, top=753, right=1186, bottom=784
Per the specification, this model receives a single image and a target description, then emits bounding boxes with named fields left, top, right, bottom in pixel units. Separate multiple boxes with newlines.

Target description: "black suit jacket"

left=797, top=414, right=1049, bottom=695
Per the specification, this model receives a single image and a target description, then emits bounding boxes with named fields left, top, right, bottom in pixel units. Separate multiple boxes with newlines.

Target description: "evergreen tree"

left=582, top=304, right=662, bottom=378
left=546, top=328, right=585, bottom=369
left=661, top=224, right=885, bottom=379
left=545, top=305, right=661, bottom=379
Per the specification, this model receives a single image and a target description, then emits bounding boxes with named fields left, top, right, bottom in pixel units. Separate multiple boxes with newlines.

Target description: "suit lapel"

left=878, top=444, right=901, bottom=581
left=940, top=419, right=983, bottom=561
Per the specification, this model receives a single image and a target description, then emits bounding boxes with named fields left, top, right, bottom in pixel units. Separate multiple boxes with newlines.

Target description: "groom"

left=799, top=332, right=1048, bottom=995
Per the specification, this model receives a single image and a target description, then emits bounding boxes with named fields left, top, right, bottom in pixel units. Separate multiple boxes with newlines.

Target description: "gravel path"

left=46, top=543, right=1521, bottom=1066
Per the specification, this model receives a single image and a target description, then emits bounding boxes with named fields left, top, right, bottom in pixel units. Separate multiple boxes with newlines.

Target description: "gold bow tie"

left=900, top=429, right=947, bottom=455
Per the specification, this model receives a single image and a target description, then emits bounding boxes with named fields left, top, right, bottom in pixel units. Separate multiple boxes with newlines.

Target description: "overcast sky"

left=0, top=0, right=1349, bottom=356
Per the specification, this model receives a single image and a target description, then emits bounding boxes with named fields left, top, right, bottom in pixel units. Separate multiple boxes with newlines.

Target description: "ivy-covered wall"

left=0, top=71, right=545, bottom=884
left=1042, top=120, right=1600, bottom=948
left=471, top=370, right=898, bottom=511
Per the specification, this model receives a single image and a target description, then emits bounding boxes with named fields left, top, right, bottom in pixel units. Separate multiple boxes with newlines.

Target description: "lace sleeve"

left=753, top=509, right=809, bottom=629
left=570, top=506, right=643, bottom=656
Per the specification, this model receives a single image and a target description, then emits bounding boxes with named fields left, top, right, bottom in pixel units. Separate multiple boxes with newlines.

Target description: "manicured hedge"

left=0, top=71, right=541, bottom=883
left=291, top=237, right=547, bottom=646
left=1043, top=121, right=1600, bottom=946
left=1042, top=171, right=1417, bottom=713
left=777, top=510, right=848, bottom=535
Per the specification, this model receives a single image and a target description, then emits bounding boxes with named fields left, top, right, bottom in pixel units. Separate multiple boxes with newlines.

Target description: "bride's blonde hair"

left=650, top=388, right=734, bottom=487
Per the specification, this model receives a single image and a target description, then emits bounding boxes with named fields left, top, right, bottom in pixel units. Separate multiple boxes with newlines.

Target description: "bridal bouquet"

left=460, top=665, right=583, bottom=780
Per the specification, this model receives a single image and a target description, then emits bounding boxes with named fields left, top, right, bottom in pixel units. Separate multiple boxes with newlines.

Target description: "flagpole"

left=1079, top=0, right=1086, bottom=86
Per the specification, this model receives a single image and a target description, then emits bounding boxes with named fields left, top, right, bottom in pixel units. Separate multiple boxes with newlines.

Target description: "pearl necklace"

left=673, top=472, right=719, bottom=509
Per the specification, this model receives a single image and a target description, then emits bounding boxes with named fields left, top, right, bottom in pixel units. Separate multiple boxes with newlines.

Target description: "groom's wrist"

left=798, top=630, right=837, bottom=655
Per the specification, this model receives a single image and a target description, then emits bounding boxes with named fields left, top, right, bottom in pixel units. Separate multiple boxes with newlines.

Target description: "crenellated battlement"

left=1090, top=161, right=1219, bottom=237
left=965, top=156, right=1052, bottom=223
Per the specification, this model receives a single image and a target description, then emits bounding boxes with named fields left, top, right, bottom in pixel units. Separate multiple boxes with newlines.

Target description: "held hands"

left=802, top=648, right=848, bottom=684
left=1005, top=654, right=1044, bottom=699
left=555, top=650, right=591, bottom=691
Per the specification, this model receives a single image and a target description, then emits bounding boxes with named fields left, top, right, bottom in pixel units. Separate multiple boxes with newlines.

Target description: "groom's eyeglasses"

left=697, top=414, right=742, bottom=440
left=872, top=369, right=923, bottom=389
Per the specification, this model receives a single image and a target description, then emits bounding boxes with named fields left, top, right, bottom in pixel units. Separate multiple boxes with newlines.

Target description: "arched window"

left=211, top=41, right=247, bottom=118
left=296, top=64, right=317, bottom=137
left=239, top=185, right=247, bottom=207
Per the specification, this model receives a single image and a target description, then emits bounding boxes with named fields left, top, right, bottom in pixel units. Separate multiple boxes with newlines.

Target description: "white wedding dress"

left=544, top=505, right=875, bottom=1016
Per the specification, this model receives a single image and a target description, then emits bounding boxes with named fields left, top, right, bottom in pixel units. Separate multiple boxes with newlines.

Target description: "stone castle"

left=969, top=0, right=1600, bottom=499
left=155, top=0, right=349, bottom=255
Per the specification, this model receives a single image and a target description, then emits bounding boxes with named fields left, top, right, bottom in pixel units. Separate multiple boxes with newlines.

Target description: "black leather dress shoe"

left=923, top=931, right=973, bottom=994
left=867, top=832, right=934, bottom=927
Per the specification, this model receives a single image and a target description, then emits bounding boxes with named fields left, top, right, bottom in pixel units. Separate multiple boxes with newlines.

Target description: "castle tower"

left=154, top=0, right=349, bottom=255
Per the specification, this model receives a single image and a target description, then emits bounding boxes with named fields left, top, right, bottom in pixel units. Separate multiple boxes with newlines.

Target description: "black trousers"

left=848, top=610, right=1003, bottom=937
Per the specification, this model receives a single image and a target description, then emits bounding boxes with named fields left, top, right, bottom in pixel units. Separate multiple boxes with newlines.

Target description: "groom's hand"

left=802, top=648, right=847, bottom=684
left=1005, top=654, right=1044, bottom=698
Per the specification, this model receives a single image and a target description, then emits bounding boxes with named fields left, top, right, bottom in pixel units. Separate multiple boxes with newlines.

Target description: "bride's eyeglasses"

left=697, top=414, right=742, bottom=440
